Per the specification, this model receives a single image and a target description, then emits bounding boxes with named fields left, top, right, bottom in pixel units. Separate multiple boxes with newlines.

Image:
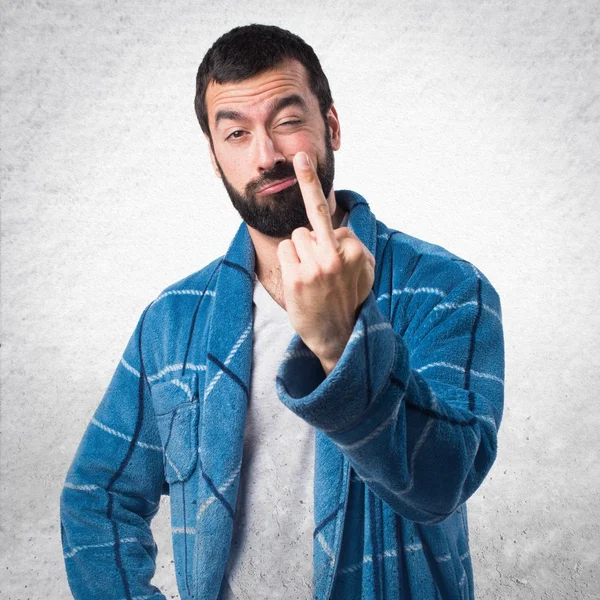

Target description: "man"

left=61, top=24, right=504, bottom=600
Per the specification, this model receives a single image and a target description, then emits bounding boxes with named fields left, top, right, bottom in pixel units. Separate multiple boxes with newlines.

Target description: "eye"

left=279, top=119, right=302, bottom=127
left=226, top=130, right=246, bottom=141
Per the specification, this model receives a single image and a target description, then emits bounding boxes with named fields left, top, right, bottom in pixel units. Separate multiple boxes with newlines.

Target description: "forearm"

left=277, top=286, right=504, bottom=523
left=61, top=315, right=167, bottom=598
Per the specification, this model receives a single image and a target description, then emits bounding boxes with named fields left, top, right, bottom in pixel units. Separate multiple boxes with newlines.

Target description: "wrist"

left=314, top=336, right=350, bottom=376
left=319, top=356, right=339, bottom=376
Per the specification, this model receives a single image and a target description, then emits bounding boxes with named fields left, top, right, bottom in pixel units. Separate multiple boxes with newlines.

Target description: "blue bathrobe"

left=61, top=190, right=504, bottom=599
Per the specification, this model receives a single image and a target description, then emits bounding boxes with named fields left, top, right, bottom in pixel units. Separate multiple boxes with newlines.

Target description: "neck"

left=249, top=190, right=346, bottom=290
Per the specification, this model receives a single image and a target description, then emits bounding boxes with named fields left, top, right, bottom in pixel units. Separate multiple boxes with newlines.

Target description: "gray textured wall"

left=1, top=1, right=599, bottom=598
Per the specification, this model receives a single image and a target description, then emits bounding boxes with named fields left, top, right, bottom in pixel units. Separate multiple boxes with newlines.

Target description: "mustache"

left=245, top=162, right=298, bottom=196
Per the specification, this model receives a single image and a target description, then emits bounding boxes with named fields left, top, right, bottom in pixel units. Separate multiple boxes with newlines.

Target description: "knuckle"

left=348, top=250, right=362, bottom=265
left=322, top=254, right=342, bottom=274
left=353, top=246, right=369, bottom=266
left=299, top=268, right=316, bottom=286
left=291, top=227, right=310, bottom=242
left=301, top=169, right=317, bottom=184
left=278, top=239, right=292, bottom=252
left=343, top=238, right=361, bottom=258
left=333, top=227, right=348, bottom=241
left=315, top=202, right=330, bottom=218
left=277, top=239, right=292, bottom=258
left=290, top=273, right=304, bottom=290
left=313, top=263, right=325, bottom=279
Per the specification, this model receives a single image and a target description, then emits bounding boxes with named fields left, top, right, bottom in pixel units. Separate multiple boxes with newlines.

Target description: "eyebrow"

left=271, top=93, right=307, bottom=115
left=214, top=109, right=245, bottom=126
left=214, top=93, right=308, bottom=128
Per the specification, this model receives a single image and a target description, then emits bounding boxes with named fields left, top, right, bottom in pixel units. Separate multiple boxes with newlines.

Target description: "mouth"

left=256, top=177, right=297, bottom=197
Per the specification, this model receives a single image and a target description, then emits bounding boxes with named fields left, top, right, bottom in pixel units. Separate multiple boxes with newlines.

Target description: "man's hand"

left=277, top=152, right=375, bottom=375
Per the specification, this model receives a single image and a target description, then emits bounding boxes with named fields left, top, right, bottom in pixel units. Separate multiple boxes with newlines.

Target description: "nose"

left=255, top=130, right=285, bottom=172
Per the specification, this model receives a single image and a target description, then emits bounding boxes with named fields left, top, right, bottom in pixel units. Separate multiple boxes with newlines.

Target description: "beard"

left=216, top=131, right=335, bottom=238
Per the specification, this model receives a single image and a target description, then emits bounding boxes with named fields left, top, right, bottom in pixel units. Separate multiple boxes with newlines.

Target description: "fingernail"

left=296, top=152, right=310, bottom=168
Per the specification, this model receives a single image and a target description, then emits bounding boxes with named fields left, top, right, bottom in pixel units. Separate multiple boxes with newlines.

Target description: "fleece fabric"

left=60, top=189, right=505, bottom=600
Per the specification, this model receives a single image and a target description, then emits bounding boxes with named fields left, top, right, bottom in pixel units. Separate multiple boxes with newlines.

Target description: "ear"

left=204, top=134, right=222, bottom=179
left=326, top=105, right=341, bottom=151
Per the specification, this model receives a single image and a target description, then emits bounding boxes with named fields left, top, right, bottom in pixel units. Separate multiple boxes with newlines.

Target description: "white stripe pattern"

left=435, top=553, right=452, bottom=563
left=64, top=537, right=154, bottom=559
left=121, top=358, right=207, bottom=382
left=403, top=287, right=446, bottom=297
left=152, top=289, right=216, bottom=303
left=204, top=323, right=252, bottom=402
left=196, top=456, right=243, bottom=520
left=336, top=397, right=403, bottom=452
left=91, top=418, right=163, bottom=452
left=377, top=287, right=447, bottom=303
left=393, top=390, right=439, bottom=497
left=405, top=543, right=424, bottom=552
left=337, top=543, right=425, bottom=576
left=63, top=482, right=159, bottom=507
left=283, top=347, right=315, bottom=360
left=165, top=454, right=183, bottom=480
left=338, top=549, right=398, bottom=575
left=172, top=527, right=197, bottom=535
left=348, top=321, right=392, bottom=344
left=64, top=482, right=100, bottom=491
left=433, top=300, right=501, bottom=322
left=147, top=363, right=206, bottom=383
left=317, top=532, right=336, bottom=566
left=460, top=550, right=470, bottom=561
left=170, top=378, right=194, bottom=401
left=416, top=362, right=504, bottom=385
left=469, top=263, right=482, bottom=279
left=120, top=357, right=140, bottom=377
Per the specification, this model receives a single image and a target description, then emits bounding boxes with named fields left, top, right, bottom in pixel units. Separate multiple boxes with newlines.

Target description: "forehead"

left=205, top=59, right=317, bottom=125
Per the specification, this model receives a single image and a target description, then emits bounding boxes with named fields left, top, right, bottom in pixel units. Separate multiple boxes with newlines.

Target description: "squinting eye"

left=280, top=120, right=302, bottom=127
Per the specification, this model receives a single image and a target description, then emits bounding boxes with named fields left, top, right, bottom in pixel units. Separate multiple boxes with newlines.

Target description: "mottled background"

left=1, top=1, right=599, bottom=598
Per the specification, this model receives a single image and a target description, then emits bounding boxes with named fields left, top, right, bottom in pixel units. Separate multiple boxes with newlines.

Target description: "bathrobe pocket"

left=152, top=373, right=200, bottom=483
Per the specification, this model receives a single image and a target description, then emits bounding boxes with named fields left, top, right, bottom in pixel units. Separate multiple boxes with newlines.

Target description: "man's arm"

left=277, top=270, right=504, bottom=524
left=60, top=310, right=167, bottom=599
left=276, top=151, right=504, bottom=524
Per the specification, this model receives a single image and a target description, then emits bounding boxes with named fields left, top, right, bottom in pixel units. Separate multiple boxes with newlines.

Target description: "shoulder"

left=339, top=188, right=494, bottom=293
left=116, top=256, right=229, bottom=384
left=153, top=256, right=223, bottom=302
left=142, top=255, right=224, bottom=328
left=374, top=220, right=501, bottom=306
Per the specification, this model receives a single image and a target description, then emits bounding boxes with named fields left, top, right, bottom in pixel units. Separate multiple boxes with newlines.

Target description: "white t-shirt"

left=221, top=276, right=315, bottom=600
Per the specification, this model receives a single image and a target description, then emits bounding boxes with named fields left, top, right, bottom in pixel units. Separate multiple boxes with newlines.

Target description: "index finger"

left=293, top=152, right=337, bottom=248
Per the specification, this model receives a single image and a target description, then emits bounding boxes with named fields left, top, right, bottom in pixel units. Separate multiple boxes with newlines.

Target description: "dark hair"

left=195, top=24, right=333, bottom=138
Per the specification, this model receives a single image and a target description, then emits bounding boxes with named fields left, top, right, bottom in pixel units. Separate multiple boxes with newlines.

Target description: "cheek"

left=214, top=149, right=247, bottom=183
left=283, top=130, right=324, bottom=159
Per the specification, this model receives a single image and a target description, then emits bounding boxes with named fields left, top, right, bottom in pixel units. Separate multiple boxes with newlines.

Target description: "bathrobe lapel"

left=193, top=223, right=255, bottom=599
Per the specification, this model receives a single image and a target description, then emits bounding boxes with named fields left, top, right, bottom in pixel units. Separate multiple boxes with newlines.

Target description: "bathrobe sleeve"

left=276, top=266, right=504, bottom=524
left=60, top=310, right=167, bottom=599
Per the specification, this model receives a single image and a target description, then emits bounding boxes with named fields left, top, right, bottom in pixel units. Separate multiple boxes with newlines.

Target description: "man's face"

left=205, top=59, right=341, bottom=238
